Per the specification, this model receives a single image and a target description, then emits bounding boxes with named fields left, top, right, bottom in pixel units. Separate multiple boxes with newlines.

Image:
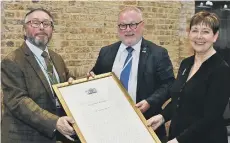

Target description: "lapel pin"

left=142, top=47, right=147, bottom=53
left=182, top=68, right=187, bottom=75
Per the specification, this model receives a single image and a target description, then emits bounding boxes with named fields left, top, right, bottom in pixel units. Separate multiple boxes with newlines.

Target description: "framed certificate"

left=52, top=72, right=161, bottom=143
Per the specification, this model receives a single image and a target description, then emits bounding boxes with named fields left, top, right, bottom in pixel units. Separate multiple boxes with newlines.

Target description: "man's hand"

left=147, top=114, right=164, bottom=130
left=86, top=71, right=95, bottom=79
left=56, top=116, right=75, bottom=141
left=68, top=77, right=74, bottom=84
left=167, top=138, right=179, bottom=143
left=135, top=100, right=150, bottom=113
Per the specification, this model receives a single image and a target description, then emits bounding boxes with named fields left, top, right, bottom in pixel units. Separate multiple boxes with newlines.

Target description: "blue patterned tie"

left=120, top=47, right=134, bottom=90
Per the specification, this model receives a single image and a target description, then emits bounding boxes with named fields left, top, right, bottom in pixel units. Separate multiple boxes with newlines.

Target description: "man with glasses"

left=1, top=8, right=78, bottom=143
left=89, top=7, right=175, bottom=141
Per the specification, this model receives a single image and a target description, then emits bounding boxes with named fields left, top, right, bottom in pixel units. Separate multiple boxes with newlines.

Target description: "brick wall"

left=1, top=1, right=195, bottom=77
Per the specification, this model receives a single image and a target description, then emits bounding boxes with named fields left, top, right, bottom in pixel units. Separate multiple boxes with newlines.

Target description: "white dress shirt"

left=112, top=38, right=142, bottom=103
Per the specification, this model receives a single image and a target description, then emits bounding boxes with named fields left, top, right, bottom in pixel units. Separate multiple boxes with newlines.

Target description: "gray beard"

left=27, top=37, right=48, bottom=50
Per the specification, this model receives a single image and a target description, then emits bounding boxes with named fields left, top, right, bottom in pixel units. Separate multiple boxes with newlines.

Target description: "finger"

left=135, top=102, right=142, bottom=107
left=147, top=119, right=153, bottom=126
left=89, top=71, right=95, bottom=78
left=59, top=124, right=72, bottom=135
left=139, top=106, right=145, bottom=112
left=141, top=101, right=147, bottom=106
left=147, top=117, right=157, bottom=126
left=66, top=117, right=75, bottom=124
left=63, top=121, right=74, bottom=134
left=62, top=118, right=74, bottom=134
left=65, top=135, right=75, bottom=141
left=147, top=122, right=152, bottom=127
left=68, top=77, right=74, bottom=84
left=86, top=72, right=91, bottom=79
left=153, top=122, right=162, bottom=130
left=139, top=108, right=144, bottom=113
left=152, top=125, right=158, bottom=130
left=90, top=71, right=95, bottom=76
left=86, top=72, right=95, bottom=79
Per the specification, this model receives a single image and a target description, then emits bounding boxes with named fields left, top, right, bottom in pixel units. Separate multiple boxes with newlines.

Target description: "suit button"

left=178, top=97, right=180, bottom=100
left=177, top=104, right=179, bottom=108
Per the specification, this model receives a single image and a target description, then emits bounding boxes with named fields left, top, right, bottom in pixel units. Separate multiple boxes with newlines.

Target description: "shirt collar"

left=120, top=38, right=142, bottom=53
left=26, top=40, right=49, bottom=58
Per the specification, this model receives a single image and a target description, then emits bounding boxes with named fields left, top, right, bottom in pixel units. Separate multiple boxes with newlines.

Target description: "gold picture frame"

left=52, top=72, right=161, bottom=143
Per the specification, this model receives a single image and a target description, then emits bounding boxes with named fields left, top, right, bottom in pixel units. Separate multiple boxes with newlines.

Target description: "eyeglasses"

left=26, top=19, right=53, bottom=28
left=118, top=21, right=143, bottom=30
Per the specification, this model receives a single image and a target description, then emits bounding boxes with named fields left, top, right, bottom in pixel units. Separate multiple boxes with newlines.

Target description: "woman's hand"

left=147, top=114, right=164, bottom=130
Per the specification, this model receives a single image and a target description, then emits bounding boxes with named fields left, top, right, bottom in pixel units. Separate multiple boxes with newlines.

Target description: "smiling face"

left=189, top=23, right=219, bottom=54
left=188, top=11, right=220, bottom=54
left=117, top=9, right=144, bottom=47
left=24, top=10, right=53, bottom=49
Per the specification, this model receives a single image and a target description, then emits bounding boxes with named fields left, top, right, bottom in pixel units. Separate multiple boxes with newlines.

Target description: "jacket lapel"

left=137, top=39, right=149, bottom=93
left=107, top=41, right=121, bottom=71
left=22, top=43, right=55, bottom=104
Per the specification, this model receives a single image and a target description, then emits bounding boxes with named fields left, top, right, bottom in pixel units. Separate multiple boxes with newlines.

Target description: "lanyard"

left=33, top=54, right=61, bottom=107
left=121, top=56, right=133, bottom=71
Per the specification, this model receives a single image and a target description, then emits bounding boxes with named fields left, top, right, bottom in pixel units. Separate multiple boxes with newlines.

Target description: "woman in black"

left=147, top=11, right=230, bottom=143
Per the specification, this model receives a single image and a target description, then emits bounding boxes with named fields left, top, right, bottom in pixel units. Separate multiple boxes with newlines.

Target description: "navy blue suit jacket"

left=92, top=38, right=175, bottom=138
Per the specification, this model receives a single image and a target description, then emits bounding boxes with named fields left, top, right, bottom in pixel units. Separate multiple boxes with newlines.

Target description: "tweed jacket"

left=1, top=42, right=71, bottom=143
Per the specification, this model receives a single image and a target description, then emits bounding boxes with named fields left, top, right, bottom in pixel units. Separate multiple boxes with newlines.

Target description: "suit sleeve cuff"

left=146, top=97, right=160, bottom=109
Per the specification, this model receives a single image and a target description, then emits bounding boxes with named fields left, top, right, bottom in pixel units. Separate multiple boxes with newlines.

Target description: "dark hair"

left=189, top=11, right=219, bottom=34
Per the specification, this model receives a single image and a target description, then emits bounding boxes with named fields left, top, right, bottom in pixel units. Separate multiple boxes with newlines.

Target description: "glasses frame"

left=118, top=21, right=143, bottom=30
left=26, top=20, right=53, bottom=28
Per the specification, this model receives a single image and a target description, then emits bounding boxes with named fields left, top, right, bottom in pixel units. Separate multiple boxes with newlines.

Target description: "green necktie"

left=41, top=51, right=58, bottom=84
